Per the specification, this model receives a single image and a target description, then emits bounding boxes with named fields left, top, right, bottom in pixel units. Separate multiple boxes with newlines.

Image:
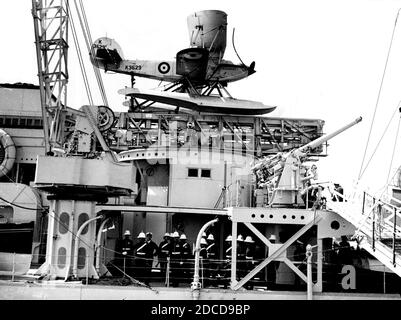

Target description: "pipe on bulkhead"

left=191, top=218, right=219, bottom=300
left=95, top=217, right=111, bottom=273
left=72, top=215, right=104, bottom=279
left=306, top=244, right=313, bottom=300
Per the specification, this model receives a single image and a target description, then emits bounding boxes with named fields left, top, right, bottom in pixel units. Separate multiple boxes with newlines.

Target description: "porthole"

left=292, top=215, right=296, bottom=219
left=261, top=214, right=265, bottom=218
left=251, top=214, right=256, bottom=218
left=283, top=215, right=287, bottom=219
left=301, top=216, right=305, bottom=220
left=269, top=215, right=273, bottom=219
left=331, top=220, right=340, bottom=230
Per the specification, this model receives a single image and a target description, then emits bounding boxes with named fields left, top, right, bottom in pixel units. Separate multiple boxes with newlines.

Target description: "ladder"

left=326, top=187, right=401, bottom=277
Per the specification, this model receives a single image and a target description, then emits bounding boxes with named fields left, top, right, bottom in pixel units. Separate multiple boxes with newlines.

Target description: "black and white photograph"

left=1, top=0, right=401, bottom=310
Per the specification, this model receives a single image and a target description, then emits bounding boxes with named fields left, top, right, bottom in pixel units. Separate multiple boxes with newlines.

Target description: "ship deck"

left=1, top=280, right=400, bottom=300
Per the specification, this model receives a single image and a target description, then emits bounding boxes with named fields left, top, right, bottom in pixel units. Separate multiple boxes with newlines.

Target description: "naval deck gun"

left=253, top=116, right=362, bottom=207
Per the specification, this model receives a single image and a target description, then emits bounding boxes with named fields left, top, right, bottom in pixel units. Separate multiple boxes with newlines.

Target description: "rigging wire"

left=385, top=110, right=401, bottom=185
left=359, top=103, right=401, bottom=178
left=358, top=8, right=401, bottom=181
left=66, top=0, right=94, bottom=106
left=73, top=0, right=109, bottom=107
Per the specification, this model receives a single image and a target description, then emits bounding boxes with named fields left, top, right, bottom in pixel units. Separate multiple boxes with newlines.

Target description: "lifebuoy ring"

left=0, top=129, right=16, bottom=178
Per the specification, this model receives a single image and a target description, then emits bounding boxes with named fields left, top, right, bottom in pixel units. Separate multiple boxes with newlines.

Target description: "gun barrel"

left=296, top=116, right=362, bottom=154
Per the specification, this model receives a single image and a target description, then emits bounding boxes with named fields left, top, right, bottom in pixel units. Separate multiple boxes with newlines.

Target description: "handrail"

left=327, top=186, right=401, bottom=269
left=191, top=218, right=219, bottom=299
left=72, top=215, right=104, bottom=279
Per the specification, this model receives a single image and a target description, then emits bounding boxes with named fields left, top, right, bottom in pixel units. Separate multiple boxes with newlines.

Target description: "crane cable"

left=66, top=0, right=94, bottom=106
left=358, top=8, right=401, bottom=181
left=78, top=0, right=109, bottom=107
left=72, top=0, right=109, bottom=107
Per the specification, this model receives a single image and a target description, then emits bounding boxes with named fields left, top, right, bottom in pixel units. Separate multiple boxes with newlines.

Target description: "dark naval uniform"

left=170, top=241, right=182, bottom=287
left=180, top=241, right=192, bottom=283
left=237, top=241, right=246, bottom=280
left=158, top=239, right=172, bottom=279
left=245, top=244, right=255, bottom=289
left=206, top=242, right=218, bottom=287
left=133, top=240, right=147, bottom=281
left=222, top=243, right=232, bottom=288
left=115, top=237, right=134, bottom=276
left=143, top=239, right=159, bottom=285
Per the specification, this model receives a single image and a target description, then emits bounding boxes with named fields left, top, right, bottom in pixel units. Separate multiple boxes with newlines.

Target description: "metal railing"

left=327, top=186, right=401, bottom=268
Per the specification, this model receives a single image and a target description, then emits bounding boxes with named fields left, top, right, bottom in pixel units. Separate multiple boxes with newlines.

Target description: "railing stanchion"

left=166, top=257, right=170, bottom=287
left=362, top=191, right=366, bottom=215
left=393, top=208, right=397, bottom=266
left=372, top=197, right=376, bottom=251
left=12, top=252, right=16, bottom=282
left=123, top=256, right=126, bottom=278
left=86, top=254, right=89, bottom=285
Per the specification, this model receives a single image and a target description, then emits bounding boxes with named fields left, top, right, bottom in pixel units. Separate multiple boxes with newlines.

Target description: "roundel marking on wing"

left=158, top=62, right=170, bottom=74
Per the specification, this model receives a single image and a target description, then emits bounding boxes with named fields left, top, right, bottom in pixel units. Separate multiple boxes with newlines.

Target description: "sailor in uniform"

left=244, top=236, right=255, bottom=289
left=133, top=231, right=147, bottom=281
left=222, top=235, right=233, bottom=288
left=266, top=234, right=280, bottom=289
left=179, top=234, right=192, bottom=283
left=205, top=234, right=218, bottom=287
left=236, top=234, right=246, bottom=280
left=143, top=232, right=159, bottom=285
left=170, top=231, right=182, bottom=287
left=158, top=233, right=172, bottom=280
left=117, top=230, right=134, bottom=276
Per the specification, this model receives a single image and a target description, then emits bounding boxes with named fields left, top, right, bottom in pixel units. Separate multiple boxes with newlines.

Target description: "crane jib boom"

left=32, top=0, right=70, bottom=154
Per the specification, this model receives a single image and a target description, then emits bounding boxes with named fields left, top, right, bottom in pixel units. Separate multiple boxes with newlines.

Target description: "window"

left=188, top=168, right=198, bottom=177
left=58, top=247, right=67, bottom=269
left=59, top=212, right=70, bottom=235
left=17, top=163, right=36, bottom=185
left=78, top=247, right=86, bottom=270
left=201, top=169, right=211, bottom=178
left=188, top=168, right=211, bottom=178
left=78, top=213, right=89, bottom=235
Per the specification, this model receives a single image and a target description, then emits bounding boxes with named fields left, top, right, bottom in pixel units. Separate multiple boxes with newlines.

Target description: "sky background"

left=1, top=0, right=401, bottom=196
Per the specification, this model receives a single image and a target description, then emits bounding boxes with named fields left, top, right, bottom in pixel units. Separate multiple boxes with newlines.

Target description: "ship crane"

left=31, top=0, right=135, bottom=280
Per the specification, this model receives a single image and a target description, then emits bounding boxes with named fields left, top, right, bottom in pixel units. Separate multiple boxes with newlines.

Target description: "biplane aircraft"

left=90, top=10, right=276, bottom=115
